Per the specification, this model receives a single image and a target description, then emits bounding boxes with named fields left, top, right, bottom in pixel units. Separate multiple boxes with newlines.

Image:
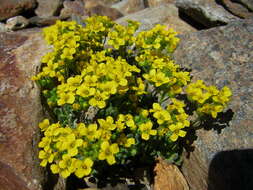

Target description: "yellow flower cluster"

left=186, top=80, right=232, bottom=118
left=56, top=51, right=140, bottom=108
left=149, top=98, right=189, bottom=142
left=34, top=15, right=232, bottom=180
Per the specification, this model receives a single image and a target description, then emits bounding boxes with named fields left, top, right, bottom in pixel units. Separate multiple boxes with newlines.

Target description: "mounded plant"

left=32, top=16, right=232, bottom=181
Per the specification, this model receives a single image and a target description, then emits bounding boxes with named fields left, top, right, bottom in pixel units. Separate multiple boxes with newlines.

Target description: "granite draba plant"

left=32, top=16, right=232, bottom=179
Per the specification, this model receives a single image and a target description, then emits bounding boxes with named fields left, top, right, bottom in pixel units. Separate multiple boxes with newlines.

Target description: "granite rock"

left=147, top=0, right=175, bottom=7
left=0, top=22, right=7, bottom=32
left=175, top=0, right=240, bottom=27
left=220, top=0, right=253, bottom=18
left=233, top=0, right=253, bottom=11
left=173, top=18, right=253, bottom=190
left=35, top=0, right=63, bottom=18
left=0, top=0, right=36, bottom=21
left=111, top=0, right=146, bottom=15
left=29, top=16, right=59, bottom=27
left=60, top=0, right=86, bottom=20
left=116, top=4, right=197, bottom=34
left=6, top=16, right=29, bottom=30
left=0, top=29, right=49, bottom=190
left=84, top=0, right=123, bottom=20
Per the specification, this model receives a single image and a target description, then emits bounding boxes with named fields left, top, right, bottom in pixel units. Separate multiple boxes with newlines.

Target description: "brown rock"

left=173, top=18, right=253, bottom=190
left=35, top=0, right=63, bottom=18
left=0, top=29, right=49, bottom=190
left=0, top=0, right=36, bottom=21
left=116, top=4, right=196, bottom=34
left=220, top=0, right=253, bottom=18
left=111, top=0, right=146, bottom=15
left=154, top=158, right=189, bottom=190
left=175, top=0, right=240, bottom=27
left=147, top=0, right=175, bottom=7
left=84, top=0, right=123, bottom=20
left=6, top=16, right=29, bottom=30
left=60, top=0, right=86, bottom=20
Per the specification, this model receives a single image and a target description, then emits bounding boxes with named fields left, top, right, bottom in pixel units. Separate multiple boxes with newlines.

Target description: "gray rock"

left=35, top=0, right=63, bottom=18
left=0, top=29, right=49, bottom=190
left=173, top=18, right=253, bottom=190
left=0, top=0, right=36, bottom=21
left=175, top=0, right=240, bottom=27
left=6, top=16, right=29, bottom=30
left=116, top=4, right=197, bottom=34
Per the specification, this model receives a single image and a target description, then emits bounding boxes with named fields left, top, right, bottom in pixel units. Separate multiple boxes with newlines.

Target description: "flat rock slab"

left=0, top=30, right=50, bottom=190
left=173, top=19, right=253, bottom=190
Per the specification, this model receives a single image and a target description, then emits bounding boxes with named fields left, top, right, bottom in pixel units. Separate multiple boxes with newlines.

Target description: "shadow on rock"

left=208, top=149, right=253, bottom=190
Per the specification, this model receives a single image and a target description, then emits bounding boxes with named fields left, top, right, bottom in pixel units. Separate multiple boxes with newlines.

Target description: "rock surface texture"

left=0, top=0, right=36, bottom=21
left=175, top=0, right=240, bottom=27
left=116, top=4, right=196, bottom=34
left=173, top=18, right=253, bottom=190
left=35, top=0, right=63, bottom=18
left=111, top=0, right=146, bottom=14
left=154, top=158, right=189, bottom=190
left=220, top=0, right=253, bottom=18
left=0, top=30, right=49, bottom=190
left=147, top=0, right=175, bottom=7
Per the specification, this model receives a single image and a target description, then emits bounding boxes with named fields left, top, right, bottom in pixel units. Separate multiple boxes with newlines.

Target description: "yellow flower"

left=139, top=121, right=157, bottom=140
left=89, top=91, right=108, bottom=108
left=39, top=150, right=55, bottom=167
left=74, top=158, right=93, bottom=178
left=117, top=134, right=135, bottom=147
left=153, top=110, right=171, bottom=125
left=57, top=92, right=75, bottom=105
left=79, top=123, right=101, bottom=140
left=169, top=123, right=186, bottom=142
left=98, top=116, right=116, bottom=131
left=39, top=119, right=50, bottom=131
left=98, top=141, right=119, bottom=165
left=51, top=155, right=76, bottom=178
left=76, top=85, right=96, bottom=98
left=61, top=134, right=83, bottom=156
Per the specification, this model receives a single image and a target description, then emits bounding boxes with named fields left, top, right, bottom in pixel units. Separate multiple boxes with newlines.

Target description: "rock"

left=0, top=22, right=7, bottom=32
left=154, top=158, right=189, bottom=190
left=0, top=0, right=36, bottom=21
left=99, top=0, right=122, bottom=6
left=220, top=0, right=253, bottom=18
left=29, top=16, right=60, bottom=26
left=84, top=0, right=123, bottom=20
left=147, top=0, right=175, bottom=7
left=60, top=0, right=86, bottom=20
left=6, top=16, right=29, bottom=31
left=116, top=4, right=197, bottom=34
left=233, top=0, right=253, bottom=11
left=173, top=18, right=253, bottom=190
left=175, top=0, right=240, bottom=28
left=35, top=0, right=63, bottom=18
left=0, top=29, right=49, bottom=190
left=111, top=0, right=146, bottom=15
